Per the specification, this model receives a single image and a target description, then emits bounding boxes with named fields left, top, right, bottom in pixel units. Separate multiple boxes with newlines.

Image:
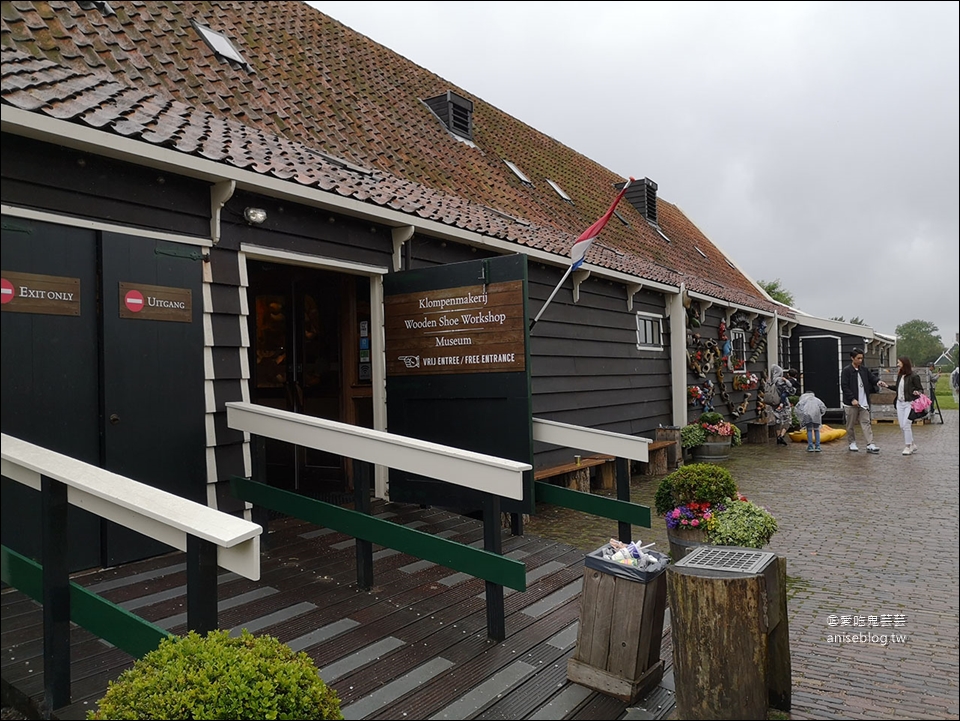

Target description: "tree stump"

left=746, top=422, right=769, bottom=444
left=667, top=555, right=790, bottom=720
left=566, top=467, right=590, bottom=493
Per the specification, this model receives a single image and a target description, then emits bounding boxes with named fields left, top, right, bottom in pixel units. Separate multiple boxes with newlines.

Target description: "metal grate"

left=674, top=545, right=775, bottom=575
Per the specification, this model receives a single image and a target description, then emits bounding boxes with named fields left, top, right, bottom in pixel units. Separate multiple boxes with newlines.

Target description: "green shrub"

left=654, top=463, right=738, bottom=516
left=705, top=497, right=778, bottom=548
left=87, top=630, right=343, bottom=720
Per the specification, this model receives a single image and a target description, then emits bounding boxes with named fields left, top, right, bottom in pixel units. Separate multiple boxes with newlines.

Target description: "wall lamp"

left=243, top=207, right=267, bottom=225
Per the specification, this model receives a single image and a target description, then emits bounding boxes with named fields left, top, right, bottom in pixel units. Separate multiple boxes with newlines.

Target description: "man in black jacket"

left=839, top=348, right=887, bottom=453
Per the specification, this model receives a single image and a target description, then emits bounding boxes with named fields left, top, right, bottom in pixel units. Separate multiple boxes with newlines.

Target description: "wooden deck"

left=1, top=499, right=675, bottom=720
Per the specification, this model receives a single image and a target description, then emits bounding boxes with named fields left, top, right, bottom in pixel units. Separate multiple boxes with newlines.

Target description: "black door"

left=248, top=262, right=345, bottom=495
left=801, top=336, right=841, bottom=410
left=1, top=219, right=102, bottom=570
left=1, top=218, right=205, bottom=570
left=100, top=232, right=205, bottom=565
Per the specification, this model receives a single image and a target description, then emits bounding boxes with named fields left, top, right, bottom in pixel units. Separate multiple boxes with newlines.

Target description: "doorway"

left=247, top=261, right=372, bottom=498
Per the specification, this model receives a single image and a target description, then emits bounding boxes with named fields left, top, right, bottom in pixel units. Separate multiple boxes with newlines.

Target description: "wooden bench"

left=535, top=455, right=616, bottom=492
left=638, top=440, right=675, bottom=476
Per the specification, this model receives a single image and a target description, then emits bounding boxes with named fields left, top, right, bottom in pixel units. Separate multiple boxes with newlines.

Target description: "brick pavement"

left=526, top=411, right=960, bottom=720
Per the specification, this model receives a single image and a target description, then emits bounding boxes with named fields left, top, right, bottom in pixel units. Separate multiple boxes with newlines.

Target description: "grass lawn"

left=935, top=372, right=958, bottom=410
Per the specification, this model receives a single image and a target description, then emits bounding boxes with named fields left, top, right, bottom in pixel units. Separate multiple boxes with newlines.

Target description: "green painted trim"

left=230, top=477, right=526, bottom=591
left=534, top=482, right=651, bottom=528
left=1, top=546, right=172, bottom=658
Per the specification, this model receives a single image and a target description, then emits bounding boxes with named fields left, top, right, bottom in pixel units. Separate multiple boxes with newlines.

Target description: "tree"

left=895, top=319, right=943, bottom=365
left=758, top=279, right=795, bottom=307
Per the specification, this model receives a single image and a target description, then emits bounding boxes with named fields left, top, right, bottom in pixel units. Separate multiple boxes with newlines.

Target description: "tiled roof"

left=0, top=0, right=785, bottom=314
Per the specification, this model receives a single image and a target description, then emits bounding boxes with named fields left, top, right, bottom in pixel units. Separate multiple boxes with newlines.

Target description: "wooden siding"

left=0, top=134, right=210, bottom=238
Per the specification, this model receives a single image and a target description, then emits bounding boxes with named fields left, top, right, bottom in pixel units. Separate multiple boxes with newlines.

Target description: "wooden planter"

left=667, top=525, right=707, bottom=561
left=691, top=435, right=731, bottom=463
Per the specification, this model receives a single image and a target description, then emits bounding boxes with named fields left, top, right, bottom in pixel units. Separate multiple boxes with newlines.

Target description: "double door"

left=1, top=217, right=205, bottom=570
left=248, top=262, right=372, bottom=497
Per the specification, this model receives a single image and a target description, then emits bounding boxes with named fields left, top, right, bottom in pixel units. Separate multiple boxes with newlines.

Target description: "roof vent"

left=191, top=20, right=251, bottom=70
left=423, top=91, right=474, bottom=140
left=619, top=177, right=658, bottom=225
left=78, top=1, right=115, bottom=14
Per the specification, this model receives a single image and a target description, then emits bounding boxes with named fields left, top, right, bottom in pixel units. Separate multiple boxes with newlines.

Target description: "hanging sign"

left=119, top=281, right=192, bottom=322
left=0, top=270, right=81, bottom=316
left=385, top=280, right=525, bottom=376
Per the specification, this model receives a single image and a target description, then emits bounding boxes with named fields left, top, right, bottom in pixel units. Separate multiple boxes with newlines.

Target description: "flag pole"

left=529, top=264, right=573, bottom=332
left=528, top=177, right=633, bottom=333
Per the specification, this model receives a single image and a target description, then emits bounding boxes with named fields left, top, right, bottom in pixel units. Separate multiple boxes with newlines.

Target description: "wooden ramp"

left=1, top=499, right=675, bottom=720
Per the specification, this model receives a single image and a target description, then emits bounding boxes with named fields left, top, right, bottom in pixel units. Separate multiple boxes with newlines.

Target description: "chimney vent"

left=621, top=177, right=658, bottom=225
left=423, top=91, right=474, bottom=140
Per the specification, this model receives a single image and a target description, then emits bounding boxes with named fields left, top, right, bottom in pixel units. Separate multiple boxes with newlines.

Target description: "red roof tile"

left=1, top=1, right=787, bottom=315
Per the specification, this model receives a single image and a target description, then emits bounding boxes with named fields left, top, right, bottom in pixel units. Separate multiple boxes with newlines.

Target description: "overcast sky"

left=310, top=1, right=959, bottom=349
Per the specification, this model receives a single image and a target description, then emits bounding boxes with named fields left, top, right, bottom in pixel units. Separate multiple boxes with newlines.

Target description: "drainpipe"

left=669, top=283, right=689, bottom=427
left=767, top=313, right=780, bottom=369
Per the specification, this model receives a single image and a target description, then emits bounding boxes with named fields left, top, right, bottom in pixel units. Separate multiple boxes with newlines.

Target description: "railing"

left=532, top=418, right=654, bottom=542
left=1, top=433, right=262, bottom=710
left=225, top=401, right=530, bottom=641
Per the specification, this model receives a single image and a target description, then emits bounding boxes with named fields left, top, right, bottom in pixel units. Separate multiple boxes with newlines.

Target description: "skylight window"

left=503, top=160, right=532, bottom=185
left=651, top=223, right=671, bottom=243
left=192, top=20, right=249, bottom=68
left=695, top=246, right=707, bottom=258
left=546, top=179, right=572, bottom=202
left=614, top=210, right=630, bottom=226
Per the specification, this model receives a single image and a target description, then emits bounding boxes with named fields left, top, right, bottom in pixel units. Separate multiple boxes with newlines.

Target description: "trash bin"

left=566, top=544, right=668, bottom=702
left=668, top=545, right=791, bottom=720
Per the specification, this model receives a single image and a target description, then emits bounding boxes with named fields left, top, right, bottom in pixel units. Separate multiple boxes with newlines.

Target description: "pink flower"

left=671, top=509, right=681, bottom=519
left=691, top=519, right=700, bottom=527
left=680, top=519, right=689, bottom=525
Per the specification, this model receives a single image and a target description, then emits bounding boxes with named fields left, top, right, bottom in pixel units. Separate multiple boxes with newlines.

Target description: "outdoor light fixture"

left=243, top=207, right=267, bottom=225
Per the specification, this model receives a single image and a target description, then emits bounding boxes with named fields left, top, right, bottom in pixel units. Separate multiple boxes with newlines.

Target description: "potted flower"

left=681, top=411, right=742, bottom=462
left=704, top=495, right=778, bottom=549
left=655, top=464, right=778, bottom=559
left=655, top=463, right=737, bottom=560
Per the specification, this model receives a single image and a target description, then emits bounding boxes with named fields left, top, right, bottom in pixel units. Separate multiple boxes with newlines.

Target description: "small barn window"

left=636, top=312, right=664, bottom=350
left=729, top=329, right=747, bottom=373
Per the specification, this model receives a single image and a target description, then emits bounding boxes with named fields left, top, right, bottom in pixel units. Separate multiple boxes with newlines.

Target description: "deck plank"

left=1, top=498, right=675, bottom=720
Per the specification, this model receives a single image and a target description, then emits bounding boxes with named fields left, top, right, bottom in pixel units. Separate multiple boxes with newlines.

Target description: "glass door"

left=249, top=262, right=344, bottom=494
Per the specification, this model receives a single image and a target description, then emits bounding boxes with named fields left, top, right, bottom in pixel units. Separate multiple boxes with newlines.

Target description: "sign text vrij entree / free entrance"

left=384, top=280, right=525, bottom=376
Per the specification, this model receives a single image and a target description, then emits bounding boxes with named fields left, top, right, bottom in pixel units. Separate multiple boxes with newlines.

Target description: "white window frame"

left=636, top=311, right=664, bottom=351
left=730, top=328, right=747, bottom=374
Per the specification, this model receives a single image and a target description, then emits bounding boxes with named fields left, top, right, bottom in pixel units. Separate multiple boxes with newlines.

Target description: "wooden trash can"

left=567, top=546, right=668, bottom=702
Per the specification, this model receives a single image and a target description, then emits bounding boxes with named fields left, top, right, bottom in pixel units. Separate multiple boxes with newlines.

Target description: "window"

left=545, top=179, right=572, bottom=202
left=636, top=312, right=664, bottom=350
left=192, top=20, right=250, bottom=68
left=729, top=329, right=747, bottom=373
left=503, top=160, right=532, bottom=185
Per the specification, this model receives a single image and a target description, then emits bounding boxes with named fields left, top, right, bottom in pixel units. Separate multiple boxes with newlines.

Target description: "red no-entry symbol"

left=124, top=289, right=145, bottom=313
left=0, top=278, right=13, bottom=304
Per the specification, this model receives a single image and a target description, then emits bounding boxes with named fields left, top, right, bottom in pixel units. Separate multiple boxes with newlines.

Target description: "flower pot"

left=667, top=525, right=707, bottom=561
left=691, top=435, right=731, bottom=463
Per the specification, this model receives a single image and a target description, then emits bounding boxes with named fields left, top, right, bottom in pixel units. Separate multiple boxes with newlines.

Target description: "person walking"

left=890, top=356, right=924, bottom=455
left=839, top=348, right=884, bottom=453
left=795, top=390, right=827, bottom=452
left=767, top=365, right=794, bottom=446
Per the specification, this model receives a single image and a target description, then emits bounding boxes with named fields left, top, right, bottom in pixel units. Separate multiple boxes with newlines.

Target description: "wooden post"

left=41, top=475, right=70, bottom=711
left=655, top=426, right=681, bottom=468
left=667, top=556, right=790, bottom=720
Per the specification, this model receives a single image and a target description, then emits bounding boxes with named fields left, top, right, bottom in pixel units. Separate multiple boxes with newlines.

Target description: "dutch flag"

left=569, top=177, right=634, bottom=270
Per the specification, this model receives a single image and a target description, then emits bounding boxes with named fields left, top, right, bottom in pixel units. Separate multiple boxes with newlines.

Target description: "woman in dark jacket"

left=892, top=356, right=925, bottom=455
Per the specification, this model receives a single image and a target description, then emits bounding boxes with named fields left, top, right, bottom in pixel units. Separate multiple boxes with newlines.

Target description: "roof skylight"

left=545, top=179, right=572, bottom=202
left=192, top=20, right=250, bottom=68
left=695, top=247, right=707, bottom=258
left=503, top=160, right=532, bottom=185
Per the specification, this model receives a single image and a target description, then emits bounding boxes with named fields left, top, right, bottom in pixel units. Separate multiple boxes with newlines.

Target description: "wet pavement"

left=525, top=412, right=960, bottom=720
